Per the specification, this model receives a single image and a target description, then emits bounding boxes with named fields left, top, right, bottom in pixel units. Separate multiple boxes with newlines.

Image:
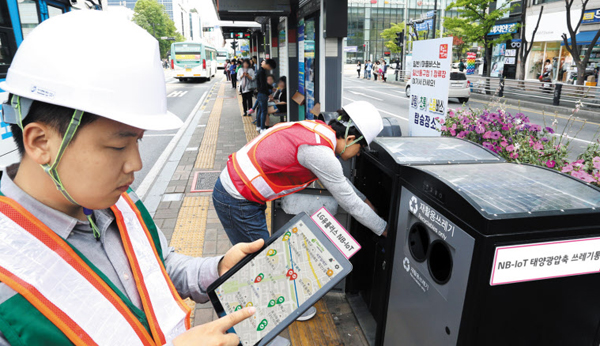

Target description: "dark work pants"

left=242, top=92, right=253, bottom=113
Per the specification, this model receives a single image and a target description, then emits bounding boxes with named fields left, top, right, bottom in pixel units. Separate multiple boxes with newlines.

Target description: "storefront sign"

left=526, top=11, right=582, bottom=42
left=582, top=9, right=600, bottom=24
left=408, top=37, right=452, bottom=137
left=488, top=22, right=518, bottom=35
left=344, top=46, right=358, bottom=52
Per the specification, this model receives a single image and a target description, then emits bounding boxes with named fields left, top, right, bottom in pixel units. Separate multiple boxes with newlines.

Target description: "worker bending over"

left=213, top=101, right=388, bottom=245
left=0, top=12, right=259, bottom=346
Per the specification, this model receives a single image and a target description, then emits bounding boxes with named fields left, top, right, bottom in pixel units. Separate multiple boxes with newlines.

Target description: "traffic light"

left=230, top=40, right=238, bottom=51
left=395, top=31, right=404, bottom=48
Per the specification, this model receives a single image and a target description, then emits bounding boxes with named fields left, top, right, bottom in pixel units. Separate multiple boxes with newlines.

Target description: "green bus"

left=170, top=42, right=217, bottom=82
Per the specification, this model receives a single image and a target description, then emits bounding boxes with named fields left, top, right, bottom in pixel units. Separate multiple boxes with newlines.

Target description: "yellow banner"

left=175, top=54, right=200, bottom=61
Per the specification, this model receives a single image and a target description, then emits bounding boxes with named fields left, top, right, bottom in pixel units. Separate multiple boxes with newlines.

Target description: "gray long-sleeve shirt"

left=221, top=144, right=387, bottom=235
left=0, top=166, right=222, bottom=345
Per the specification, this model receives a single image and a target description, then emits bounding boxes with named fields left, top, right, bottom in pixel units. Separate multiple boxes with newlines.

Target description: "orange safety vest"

left=227, top=120, right=337, bottom=204
left=0, top=194, right=190, bottom=346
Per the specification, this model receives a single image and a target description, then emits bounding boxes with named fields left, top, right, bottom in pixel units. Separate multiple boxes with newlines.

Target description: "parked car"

left=405, top=70, right=471, bottom=104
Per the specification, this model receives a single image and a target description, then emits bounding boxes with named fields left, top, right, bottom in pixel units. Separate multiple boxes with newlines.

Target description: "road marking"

left=348, top=90, right=383, bottom=101
left=167, top=90, right=189, bottom=98
left=343, top=97, right=408, bottom=121
left=552, top=133, right=594, bottom=144
left=467, top=99, right=600, bottom=126
left=136, top=90, right=208, bottom=200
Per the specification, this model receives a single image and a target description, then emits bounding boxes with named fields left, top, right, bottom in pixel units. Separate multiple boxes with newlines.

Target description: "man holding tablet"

left=0, top=12, right=260, bottom=346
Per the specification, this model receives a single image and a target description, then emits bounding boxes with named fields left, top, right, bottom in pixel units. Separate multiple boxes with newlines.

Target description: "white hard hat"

left=0, top=11, right=182, bottom=131
left=342, top=101, right=383, bottom=145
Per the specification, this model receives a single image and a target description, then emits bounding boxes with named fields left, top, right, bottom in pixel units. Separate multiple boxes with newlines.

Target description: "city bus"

left=217, top=49, right=230, bottom=69
left=171, top=42, right=217, bottom=82
left=0, top=0, right=100, bottom=167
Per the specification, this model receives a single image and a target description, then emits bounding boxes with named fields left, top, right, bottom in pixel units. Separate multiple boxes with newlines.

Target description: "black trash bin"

left=346, top=137, right=504, bottom=345
left=385, top=162, right=600, bottom=345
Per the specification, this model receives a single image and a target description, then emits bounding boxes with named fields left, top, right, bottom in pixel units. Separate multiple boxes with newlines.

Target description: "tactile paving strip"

left=195, top=83, right=225, bottom=169
left=190, top=171, right=221, bottom=192
left=169, top=196, right=210, bottom=317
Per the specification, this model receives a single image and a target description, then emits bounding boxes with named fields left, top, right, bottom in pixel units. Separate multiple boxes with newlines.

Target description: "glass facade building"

left=346, top=0, right=458, bottom=63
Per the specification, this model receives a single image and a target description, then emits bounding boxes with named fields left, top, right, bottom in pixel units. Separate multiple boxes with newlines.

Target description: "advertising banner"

left=408, top=37, right=453, bottom=136
left=304, top=18, right=316, bottom=120
left=466, top=52, right=476, bottom=75
left=298, top=19, right=305, bottom=95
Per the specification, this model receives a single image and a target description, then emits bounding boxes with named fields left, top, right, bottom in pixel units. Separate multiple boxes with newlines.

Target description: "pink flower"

left=561, top=164, right=573, bottom=173
left=450, top=129, right=457, bottom=136
left=483, top=131, right=492, bottom=139
left=593, top=157, right=600, bottom=170
left=546, top=160, right=556, bottom=168
left=448, top=110, right=455, bottom=117
left=500, top=141, right=508, bottom=147
left=475, top=125, right=485, bottom=134
left=502, top=124, right=511, bottom=131
left=457, top=131, right=468, bottom=139
left=509, top=152, right=519, bottom=159
left=441, top=126, right=448, bottom=131
left=533, top=142, right=544, bottom=151
left=506, top=145, right=515, bottom=152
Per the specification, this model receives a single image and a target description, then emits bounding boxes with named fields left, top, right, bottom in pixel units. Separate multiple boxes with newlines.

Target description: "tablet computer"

left=208, top=212, right=353, bottom=346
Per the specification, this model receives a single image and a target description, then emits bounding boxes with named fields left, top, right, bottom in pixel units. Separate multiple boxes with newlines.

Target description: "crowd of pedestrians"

left=358, top=58, right=390, bottom=82
left=222, top=56, right=283, bottom=134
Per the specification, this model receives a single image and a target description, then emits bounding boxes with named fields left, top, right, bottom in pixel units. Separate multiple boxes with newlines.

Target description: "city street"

left=342, top=74, right=600, bottom=158
left=132, top=72, right=221, bottom=191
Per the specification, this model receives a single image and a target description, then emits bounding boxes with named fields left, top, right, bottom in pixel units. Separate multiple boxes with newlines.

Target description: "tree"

left=444, top=0, right=514, bottom=77
left=517, top=5, right=544, bottom=80
left=561, top=0, right=600, bottom=85
left=444, top=27, right=471, bottom=61
left=132, top=0, right=184, bottom=58
left=380, top=22, right=406, bottom=54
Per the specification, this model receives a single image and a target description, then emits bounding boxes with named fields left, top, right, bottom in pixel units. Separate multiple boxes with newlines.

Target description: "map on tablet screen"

left=214, top=219, right=343, bottom=346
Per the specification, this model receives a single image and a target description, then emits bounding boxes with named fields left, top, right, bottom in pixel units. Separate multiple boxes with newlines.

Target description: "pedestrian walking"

left=458, top=58, right=466, bottom=72
left=382, top=60, right=388, bottom=82
left=238, top=59, right=256, bottom=116
left=224, top=59, right=230, bottom=81
left=0, top=10, right=262, bottom=346
left=230, top=59, right=238, bottom=89
left=255, top=59, right=277, bottom=133
left=357, top=61, right=362, bottom=78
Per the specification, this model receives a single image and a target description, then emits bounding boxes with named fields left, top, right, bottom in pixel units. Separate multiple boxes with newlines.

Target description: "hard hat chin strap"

left=338, top=117, right=364, bottom=155
left=12, top=96, right=101, bottom=240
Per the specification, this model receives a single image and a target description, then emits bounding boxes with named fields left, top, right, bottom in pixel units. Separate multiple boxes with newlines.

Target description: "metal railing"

left=469, top=76, right=600, bottom=110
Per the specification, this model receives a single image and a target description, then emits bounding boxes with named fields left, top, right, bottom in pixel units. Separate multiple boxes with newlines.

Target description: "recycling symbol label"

left=403, top=257, right=410, bottom=272
left=409, top=196, right=419, bottom=215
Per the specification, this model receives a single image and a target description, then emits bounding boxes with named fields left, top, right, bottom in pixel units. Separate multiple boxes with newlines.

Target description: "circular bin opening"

left=428, top=240, right=453, bottom=285
left=408, top=222, right=430, bottom=262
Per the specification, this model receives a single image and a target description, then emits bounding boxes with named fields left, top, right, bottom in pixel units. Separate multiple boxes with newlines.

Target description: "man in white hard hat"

left=0, top=11, right=260, bottom=346
left=213, top=101, right=388, bottom=312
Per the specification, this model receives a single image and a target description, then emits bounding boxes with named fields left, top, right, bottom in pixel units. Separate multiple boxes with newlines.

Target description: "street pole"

left=431, top=0, right=437, bottom=39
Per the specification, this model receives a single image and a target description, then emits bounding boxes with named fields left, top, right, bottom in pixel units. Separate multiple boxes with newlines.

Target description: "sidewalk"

left=147, top=75, right=368, bottom=345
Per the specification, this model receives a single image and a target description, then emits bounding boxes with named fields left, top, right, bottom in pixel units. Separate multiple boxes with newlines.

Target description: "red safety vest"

left=227, top=120, right=338, bottom=204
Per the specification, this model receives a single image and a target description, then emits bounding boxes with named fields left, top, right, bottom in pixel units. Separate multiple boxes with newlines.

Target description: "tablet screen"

left=214, top=219, right=344, bottom=346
